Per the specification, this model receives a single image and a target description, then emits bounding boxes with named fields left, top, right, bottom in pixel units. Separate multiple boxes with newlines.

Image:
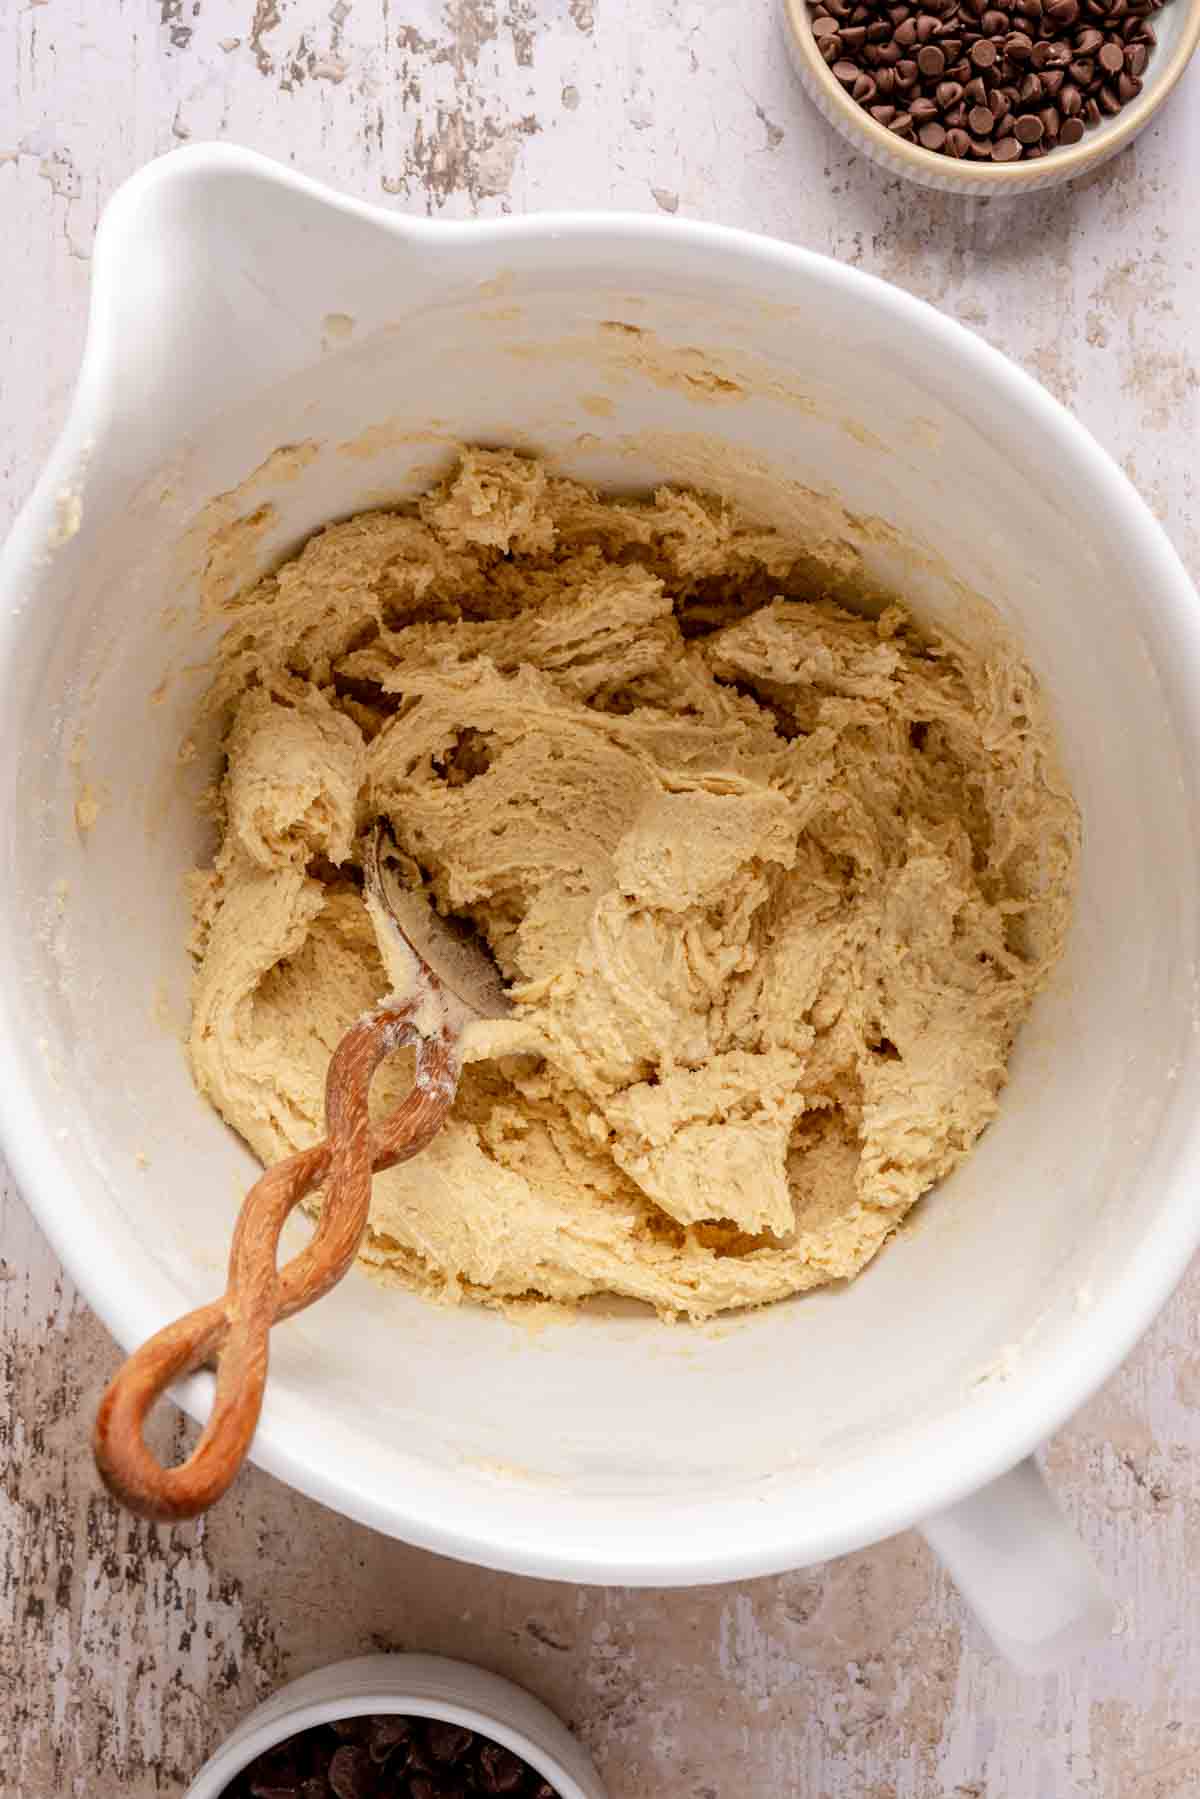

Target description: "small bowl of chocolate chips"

left=184, top=1655, right=606, bottom=1799
left=781, top=0, right=1200, bottom=189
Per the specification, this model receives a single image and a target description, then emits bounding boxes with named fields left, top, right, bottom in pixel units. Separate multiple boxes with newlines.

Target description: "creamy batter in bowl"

left=192, top=449, right=1077, bottom=1322
left=3, top=148, right=1200, bottom=1668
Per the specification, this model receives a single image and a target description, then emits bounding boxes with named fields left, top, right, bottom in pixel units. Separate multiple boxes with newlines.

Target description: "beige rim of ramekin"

left=783, top=0, right=1200, bottom=187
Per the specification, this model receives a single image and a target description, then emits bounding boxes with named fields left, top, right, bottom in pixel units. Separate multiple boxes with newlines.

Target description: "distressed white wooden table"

left=3, top=4, right=1200, bottom=1794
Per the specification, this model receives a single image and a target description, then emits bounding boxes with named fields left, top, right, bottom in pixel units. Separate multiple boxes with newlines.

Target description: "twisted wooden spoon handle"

left=93, top=1003, right=457, bottom=1523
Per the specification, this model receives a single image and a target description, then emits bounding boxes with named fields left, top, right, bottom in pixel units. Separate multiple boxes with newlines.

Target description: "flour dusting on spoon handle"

left=363, top=823, right=512, bottom=1046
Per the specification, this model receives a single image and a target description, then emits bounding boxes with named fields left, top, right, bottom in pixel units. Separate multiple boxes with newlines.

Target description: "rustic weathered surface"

left=3, top=3, right=1200, bottom=1795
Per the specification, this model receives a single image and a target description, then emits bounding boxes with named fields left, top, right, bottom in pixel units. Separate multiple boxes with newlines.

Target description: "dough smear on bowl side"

left=186, top=448, right=1078, bottom=1321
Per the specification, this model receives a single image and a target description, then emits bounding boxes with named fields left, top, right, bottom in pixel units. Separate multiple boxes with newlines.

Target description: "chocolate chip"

left=918, top=41, right=948, bottom=70
left=328, top=1747, right=374, bottom=1799
left=425, top=1721, right=475, bottom=1765
left=1060, top=113, right=1087, bottom=139
left=247, top=1747, right=303, bottom=1793
left=1015, top=110, right=1045, bottom=138
left=367, top=1717, right=412, bottom=1766
left=479, top=1742, right=528, bottom=1794
left=991, top=131, right=1023, bottom=156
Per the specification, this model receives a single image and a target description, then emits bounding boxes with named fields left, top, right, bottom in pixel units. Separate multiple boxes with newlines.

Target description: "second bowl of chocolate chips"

left=780, top=0, right=1200, bottom=190
left=222, top=1713, right=559, bottom=1799
left=183, top=1656, right=606, bottom=1799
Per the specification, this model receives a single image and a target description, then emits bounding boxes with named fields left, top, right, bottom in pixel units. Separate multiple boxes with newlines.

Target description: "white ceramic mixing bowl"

left=4, top=146, right=1200, bottom=1670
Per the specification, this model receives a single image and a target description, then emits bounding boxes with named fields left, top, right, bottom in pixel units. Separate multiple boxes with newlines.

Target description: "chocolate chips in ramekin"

left=809, top=0, right=1173, bottom=163
left=222, top=1714, right=561, bottom=1799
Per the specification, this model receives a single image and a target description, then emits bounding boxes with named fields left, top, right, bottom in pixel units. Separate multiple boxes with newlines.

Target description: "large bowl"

left=3, top=146, right=1200, bottom=1667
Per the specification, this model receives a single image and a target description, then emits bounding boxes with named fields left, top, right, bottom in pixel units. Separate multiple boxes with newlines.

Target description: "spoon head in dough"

left=364, top=825, right=512, bottom=1024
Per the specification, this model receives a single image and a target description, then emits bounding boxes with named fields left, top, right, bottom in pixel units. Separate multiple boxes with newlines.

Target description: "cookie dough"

left=189, top=450, right=1077, bottom=1319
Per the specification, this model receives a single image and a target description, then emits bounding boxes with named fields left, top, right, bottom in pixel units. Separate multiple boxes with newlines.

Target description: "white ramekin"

left=780, top=0, right=1200, bottom=193
left=185, top=1655, right=606, bottom=1799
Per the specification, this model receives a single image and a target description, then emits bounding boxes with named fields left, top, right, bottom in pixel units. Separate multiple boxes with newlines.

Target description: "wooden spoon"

left=93, top=827, right=509, bottom=1523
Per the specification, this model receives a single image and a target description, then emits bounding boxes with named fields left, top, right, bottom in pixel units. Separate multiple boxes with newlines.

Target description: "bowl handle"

left=920, top=1457, right=1114, bottom=1670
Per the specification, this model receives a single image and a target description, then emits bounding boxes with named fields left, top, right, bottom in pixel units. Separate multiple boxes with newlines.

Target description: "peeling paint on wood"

left=3, top=3, right=1200, bottom=1795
